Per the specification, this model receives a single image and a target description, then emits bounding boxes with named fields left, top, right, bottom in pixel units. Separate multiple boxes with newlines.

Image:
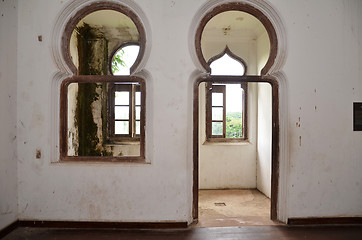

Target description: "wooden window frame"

left=108, top=83, right=142, bottom=142
left=205, top=81, right=248, bottom=142
left=60, top=75, right=146, bottom=162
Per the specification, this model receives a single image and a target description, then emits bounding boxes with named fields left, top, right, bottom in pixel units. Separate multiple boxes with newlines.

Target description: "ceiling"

left=202, top=10, right=267, bottom=39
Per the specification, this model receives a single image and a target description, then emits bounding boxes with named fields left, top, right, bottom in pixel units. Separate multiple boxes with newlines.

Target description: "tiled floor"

left=197, top=189, right=277, bottom=227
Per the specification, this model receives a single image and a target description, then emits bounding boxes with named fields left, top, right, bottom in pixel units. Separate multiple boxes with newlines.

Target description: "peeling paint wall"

left=0, top=0, right=18, bottom=229
left=8, top=0, right=362, bottom=225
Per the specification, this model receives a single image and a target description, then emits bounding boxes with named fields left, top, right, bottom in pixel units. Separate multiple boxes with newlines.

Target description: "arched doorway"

left=192, top=1, right=287, bottom=225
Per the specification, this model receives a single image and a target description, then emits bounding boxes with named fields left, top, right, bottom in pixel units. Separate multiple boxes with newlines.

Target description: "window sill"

left=59, top=156, right=147, bottom=163
left=105, top=141, right=140, bottom=146
left=203, top=139, right=251, bottom=146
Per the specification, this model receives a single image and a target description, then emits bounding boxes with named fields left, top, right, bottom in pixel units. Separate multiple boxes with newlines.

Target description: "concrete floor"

left=197, top=189, right=277, bottom=227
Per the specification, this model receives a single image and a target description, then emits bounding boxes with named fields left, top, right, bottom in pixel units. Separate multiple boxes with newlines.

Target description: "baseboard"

left=0, top=220, right=19, bottom=239
left=288, top=217, right=362, bottom=225
left=18, top=220, right=188, bottom=229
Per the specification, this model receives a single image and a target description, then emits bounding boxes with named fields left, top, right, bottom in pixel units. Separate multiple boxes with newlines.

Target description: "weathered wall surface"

left=276, top=0, right=362, bottom=218
left=16, top=0, right=200, bottom=223
left=0, top=0, right=18, bottom=229
left=10, top=0, right=362, bottom=225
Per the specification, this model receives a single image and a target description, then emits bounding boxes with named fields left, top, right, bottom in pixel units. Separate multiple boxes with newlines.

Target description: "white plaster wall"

left=16, top=0, right=204, bottom=223
left=256, top=83, right=272, bottom=198
left=0, top=0, right=18, bottom=229
left=256, top=31, right=270, bottom=75
left=273, top=0, right=362, bottom=218
left=13, top=0, right=362, bottom=224
left=256, top=31, right=272, bottom=198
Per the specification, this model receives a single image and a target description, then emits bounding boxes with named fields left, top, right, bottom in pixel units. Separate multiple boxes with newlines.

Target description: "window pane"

left=115, top=121, right=129, bottom=134
left=212, top=107, right=223, bottom=121
left=225, top=84, right=244, bottom=138
left=115, top=106, right=129, bottom=119
left=135, top=106, right=141, bottom=120
left=212, top=122, right=223, bottom=135
left=135, top=91, right=141, bottom=105
left=115, top=91, right=129, bottom=105
left=212, top=92, right=223, bottom=106
left=136, top=121, right=140, bottom=135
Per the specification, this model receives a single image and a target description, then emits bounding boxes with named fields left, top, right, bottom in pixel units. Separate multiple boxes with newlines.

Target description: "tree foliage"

left=111, top=49, right=127, bottom=73
left=226, top=112, right=243, bottom=138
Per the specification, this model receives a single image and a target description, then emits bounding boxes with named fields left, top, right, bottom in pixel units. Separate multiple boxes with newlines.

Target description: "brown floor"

left=3, top=226, right=362, bottom=240
left=197, top=189, right=277, bottom=227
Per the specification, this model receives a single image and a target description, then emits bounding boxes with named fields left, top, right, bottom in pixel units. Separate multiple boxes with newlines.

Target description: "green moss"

left=75, top=83, right=101, bottom=156
left=75, top=24, right=112, bottom=156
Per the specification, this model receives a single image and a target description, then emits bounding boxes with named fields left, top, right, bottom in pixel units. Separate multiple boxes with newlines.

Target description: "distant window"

left=109, top=82, right=142, bottom=140
left=210, top=53, right=245, bottom=76
left=109, top=44, right=143, bottom=141
left=206, top=50, right=248, bottom=141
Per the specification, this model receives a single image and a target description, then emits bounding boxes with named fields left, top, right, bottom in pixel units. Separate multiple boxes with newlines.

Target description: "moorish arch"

left=190, top=0, right=289, bottom=223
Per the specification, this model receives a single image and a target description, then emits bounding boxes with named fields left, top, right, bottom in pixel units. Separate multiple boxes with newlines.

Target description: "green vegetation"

left=111, top=49, right=126, bottom=73
left=211, top=112, right=243, bottom=138
left=226, top=112, right=243, bottom=138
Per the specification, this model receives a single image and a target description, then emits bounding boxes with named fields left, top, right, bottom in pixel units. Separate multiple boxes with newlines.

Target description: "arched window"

left=60, top=3, right=146, bottom=162
left=210, top=53, right=246, bottom=76
left=206, top=47, right=248, bottom=140
left=111, top=44, right=140, bottom=76
left=108, top=44, right=142, bottom=141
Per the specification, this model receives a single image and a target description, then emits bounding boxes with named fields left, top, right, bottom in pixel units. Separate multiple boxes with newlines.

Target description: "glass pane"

left=135, top=91, right=141, bottom=105
left=135, top=106, right=141, bottom=120
left=226, top=84, right=244, bottom=138
left=115, top=106, right=129, bottom=120
left=212, top=107, right=223, bottom=121
left=212, top=92, right=223, bottom=106
left=136, top=121, right=140, bottom=135
left=115, top=91, right=129, bottom=105
left=115, top=121, right=129, bottom=134
left=212, top=122, right=223, bottom=136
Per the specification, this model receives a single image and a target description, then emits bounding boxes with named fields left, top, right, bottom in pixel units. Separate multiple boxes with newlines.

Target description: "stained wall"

left=0, top=0, right=360, bottom=225
left=0, top=0, right=18, bottom=230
